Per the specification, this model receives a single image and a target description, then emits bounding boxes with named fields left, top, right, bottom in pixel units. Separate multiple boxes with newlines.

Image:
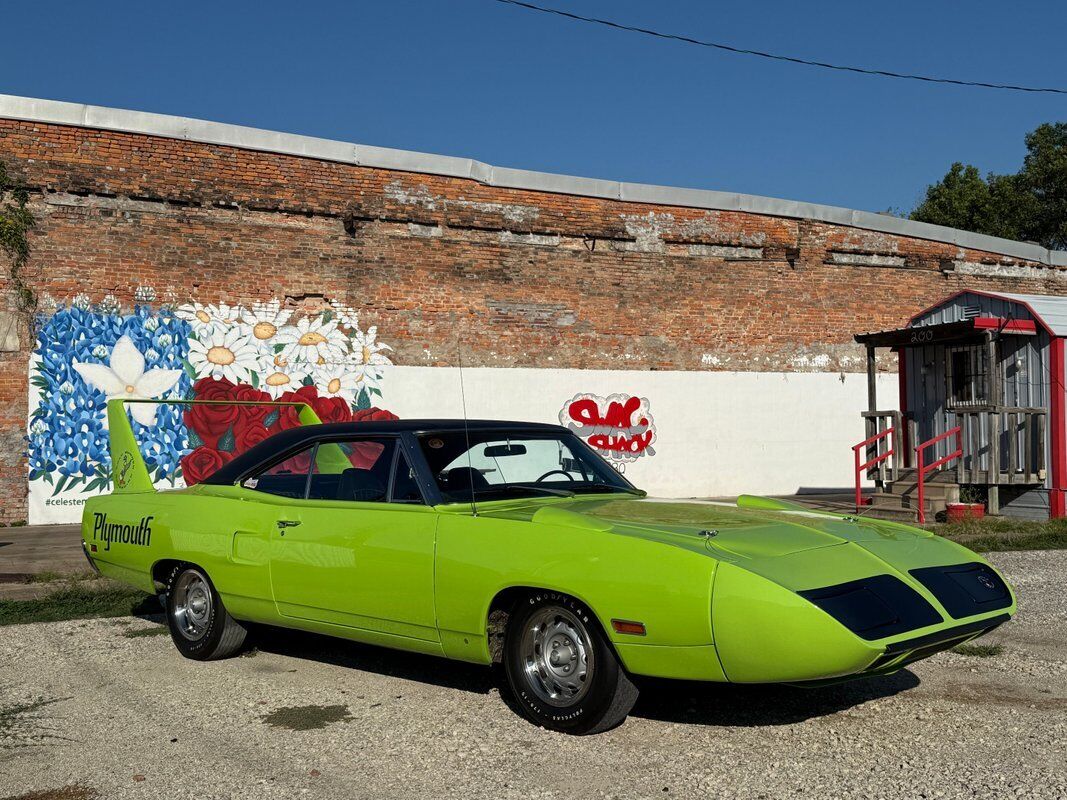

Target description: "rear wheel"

left=503, top=592, right=638, bottom=734
left=165, top=565, right=247, bottom=660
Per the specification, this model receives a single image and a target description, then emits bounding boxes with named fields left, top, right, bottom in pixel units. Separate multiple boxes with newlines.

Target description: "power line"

left=490, top=0, right=1067, bottom=95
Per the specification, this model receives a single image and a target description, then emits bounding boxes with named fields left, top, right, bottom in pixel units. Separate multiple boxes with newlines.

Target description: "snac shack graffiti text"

left=559, top=393, right=656, bottom=469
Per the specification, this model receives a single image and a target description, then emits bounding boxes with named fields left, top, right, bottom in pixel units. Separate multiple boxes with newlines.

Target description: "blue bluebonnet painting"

left=28, top=301, right=193, bottom=495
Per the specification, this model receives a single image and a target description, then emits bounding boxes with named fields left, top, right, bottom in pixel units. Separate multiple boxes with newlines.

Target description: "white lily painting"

left=73, top=335, right=184, bottom=426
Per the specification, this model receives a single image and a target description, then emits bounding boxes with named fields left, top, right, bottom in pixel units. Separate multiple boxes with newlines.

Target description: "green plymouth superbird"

left=82, top=399, right=1015, bottom=734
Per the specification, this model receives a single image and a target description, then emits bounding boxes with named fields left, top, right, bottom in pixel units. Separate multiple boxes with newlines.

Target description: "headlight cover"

left=798, top=574, right=943, bottom=640
left=909, top=562, right=1011, bottom=619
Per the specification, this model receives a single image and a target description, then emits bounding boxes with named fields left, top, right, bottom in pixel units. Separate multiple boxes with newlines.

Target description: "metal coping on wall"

left=2, top=93, right=1066, bottom=269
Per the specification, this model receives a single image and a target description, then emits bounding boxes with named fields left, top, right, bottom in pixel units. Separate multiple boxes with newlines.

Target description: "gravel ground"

left=1, top=551, right=1064, bottom=800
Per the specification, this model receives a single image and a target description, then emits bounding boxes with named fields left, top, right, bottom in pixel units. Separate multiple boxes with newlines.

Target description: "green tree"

left=0, top=160, right=36, bottom=311
left=911, top=123, right=1067, bottom=249
left=1019, top=123, right=1067, bottom=249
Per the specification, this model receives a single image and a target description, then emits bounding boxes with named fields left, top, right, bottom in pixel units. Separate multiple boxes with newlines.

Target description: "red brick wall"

left=1, top=118, right=1066, bottom=521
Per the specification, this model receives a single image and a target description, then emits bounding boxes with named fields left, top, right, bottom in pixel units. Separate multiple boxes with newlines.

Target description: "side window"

left=242, top=446, right=315, bottom=499
left=242, top=437, right=424, bottom=505
left=947, top=345, right=989, bottom=408
left=306, top=438, right=395, bottom=503
left=391, top=450, right=424, bottom=504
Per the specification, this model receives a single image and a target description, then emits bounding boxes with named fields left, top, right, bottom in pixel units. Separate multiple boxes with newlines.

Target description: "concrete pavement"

left=0, top=523, right=84, bottom=581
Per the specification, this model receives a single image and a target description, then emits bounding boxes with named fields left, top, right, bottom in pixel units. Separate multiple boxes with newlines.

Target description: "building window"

left=947, top=346, right=989, bottom=407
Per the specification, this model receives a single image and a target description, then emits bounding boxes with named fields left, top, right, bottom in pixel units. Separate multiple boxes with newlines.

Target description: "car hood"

left=480, top=496, right=930, bottom=560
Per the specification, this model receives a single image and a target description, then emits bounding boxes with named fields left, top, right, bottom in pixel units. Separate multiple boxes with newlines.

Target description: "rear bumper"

left=81, top=540, right=101, bottom=575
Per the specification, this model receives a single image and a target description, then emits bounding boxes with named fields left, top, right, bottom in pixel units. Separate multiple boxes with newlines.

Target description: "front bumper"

left=863, top=613, right=1010, bottom=674
left=791, top=613, right=1010, bottom=687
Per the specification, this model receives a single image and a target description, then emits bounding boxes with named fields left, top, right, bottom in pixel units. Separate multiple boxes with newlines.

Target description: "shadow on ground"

left=630, top=670, right=920, bottom=727
left=244, top=624, right=920, bottom=727
left=248, top=625, right=496, bottom=695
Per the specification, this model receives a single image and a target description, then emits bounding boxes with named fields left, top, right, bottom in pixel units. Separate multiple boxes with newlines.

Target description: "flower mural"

left=29, top=303, right=193, bottom=496
left=179, top=378, right=399, bottom=485
left=28, top=293, right=397, bottom=519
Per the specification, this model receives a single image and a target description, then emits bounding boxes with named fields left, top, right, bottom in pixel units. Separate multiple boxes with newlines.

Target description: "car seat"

left=442, top=466, right=490, bottom=494
left=336, top=468, right=387, bottom=502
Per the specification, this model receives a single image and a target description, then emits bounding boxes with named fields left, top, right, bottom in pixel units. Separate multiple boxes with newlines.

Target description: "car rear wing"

left=107, top=398, right=324, bottom=494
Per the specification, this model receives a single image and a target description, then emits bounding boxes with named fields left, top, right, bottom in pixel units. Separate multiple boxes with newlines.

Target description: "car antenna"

left=455, top=321, right=478, bottom=517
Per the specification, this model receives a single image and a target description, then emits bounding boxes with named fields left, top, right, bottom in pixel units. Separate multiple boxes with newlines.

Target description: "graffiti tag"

left=559, top=393, right=656, bottom=466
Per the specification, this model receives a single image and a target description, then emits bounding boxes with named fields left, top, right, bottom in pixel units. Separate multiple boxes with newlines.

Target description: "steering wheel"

left=536, top=469, right=576, bottom=483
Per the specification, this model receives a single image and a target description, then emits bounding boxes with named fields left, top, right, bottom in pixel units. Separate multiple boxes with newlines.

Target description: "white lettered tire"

left=504, top=592, right=638, bottom=734
left=165, top=564, right=247, bottom=660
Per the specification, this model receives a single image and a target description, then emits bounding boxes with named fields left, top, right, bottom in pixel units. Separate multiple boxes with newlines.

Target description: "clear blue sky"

left=1, top=0, right=1063, bottom=213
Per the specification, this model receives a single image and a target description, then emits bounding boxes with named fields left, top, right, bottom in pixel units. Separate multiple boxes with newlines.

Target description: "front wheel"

left=504, top=592, right=638, bottom=734
left=165, top=565, right=247, bottom=660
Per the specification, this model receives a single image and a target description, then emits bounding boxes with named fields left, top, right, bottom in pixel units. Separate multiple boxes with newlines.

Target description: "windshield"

left=418, top=429, right=639, bottom=502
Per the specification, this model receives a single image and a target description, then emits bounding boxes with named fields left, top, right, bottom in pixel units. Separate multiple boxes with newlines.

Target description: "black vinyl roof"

left=202, top=419, right=567, bottom=486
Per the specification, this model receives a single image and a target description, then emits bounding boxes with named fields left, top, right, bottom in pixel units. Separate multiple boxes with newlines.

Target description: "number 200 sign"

left=909, top=328, right=935, bottom=344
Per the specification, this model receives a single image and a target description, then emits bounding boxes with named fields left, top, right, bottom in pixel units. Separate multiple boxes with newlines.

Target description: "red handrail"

left=852, top=427, right=896, bottom=510
left=915, top=426, right=963, bottom=524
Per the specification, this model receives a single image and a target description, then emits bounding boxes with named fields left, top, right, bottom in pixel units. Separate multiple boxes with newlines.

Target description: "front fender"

left=712, top=561, right=882, bottom=682
left=433, top=514, right=718, bottom=669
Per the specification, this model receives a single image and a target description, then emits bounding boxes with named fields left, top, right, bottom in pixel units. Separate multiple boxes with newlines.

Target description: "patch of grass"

left=930, top=516, right=1067, bottom=552
left=0, top=697, right=57, bottom=736
left=951, top=642, right=1004, bottom=658
left=0, top=695, right=69, bottom=751
left=25, top=571, right=63, bottom=584
left=122, top=626, right=168, bottom=639
left=0, top=584, right=152, bottom=626
left=25, top=570, right=100, bottom=584
left=23, top=571, right=64, bottom=584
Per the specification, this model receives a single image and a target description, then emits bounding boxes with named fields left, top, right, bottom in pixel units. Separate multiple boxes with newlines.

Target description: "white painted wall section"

left=382, top=366, right=899, bottom=499
left=29, top=364, right=897, bottom=523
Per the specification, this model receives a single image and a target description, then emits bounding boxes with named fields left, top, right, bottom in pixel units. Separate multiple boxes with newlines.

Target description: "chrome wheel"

left=520, top=606, right=593, bottom=707
left=171, top=569, right=213, bottom=641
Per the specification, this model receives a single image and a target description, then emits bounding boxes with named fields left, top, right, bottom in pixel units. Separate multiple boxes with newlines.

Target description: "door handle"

left=278, top=520, right=301, bottom=528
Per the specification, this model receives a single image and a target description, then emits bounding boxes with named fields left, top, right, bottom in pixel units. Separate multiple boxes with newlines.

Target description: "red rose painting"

left=234, top=385, right=272, bottom=423
left=312, top=395, right=353, bottom=424
left=179, top=378, right=398, bottom=485
left=352, top=407, right=399, bottom=423
left=274, top=385, right=320, bottom=431
left=180, top=446, right=233, bottom=485
left=233, top=414, right=271, bottom=450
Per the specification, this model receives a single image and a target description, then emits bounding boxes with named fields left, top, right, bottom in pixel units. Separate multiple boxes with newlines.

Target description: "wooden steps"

left=862, top=468, right=959, bottom=523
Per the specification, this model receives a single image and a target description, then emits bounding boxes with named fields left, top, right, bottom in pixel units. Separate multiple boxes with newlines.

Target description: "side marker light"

left=611, top=619, right=647, bottom=636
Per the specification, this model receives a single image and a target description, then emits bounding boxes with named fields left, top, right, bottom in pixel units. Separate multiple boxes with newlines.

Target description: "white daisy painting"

left=176, top=301, right=243, bottom=335
left=241, top=299, right=293, bottom=343
left=181, top=297, right=393, bottom=401
left=187, top=327, right=261, bottom=384
left=274, top=316, right=349, bottom=366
